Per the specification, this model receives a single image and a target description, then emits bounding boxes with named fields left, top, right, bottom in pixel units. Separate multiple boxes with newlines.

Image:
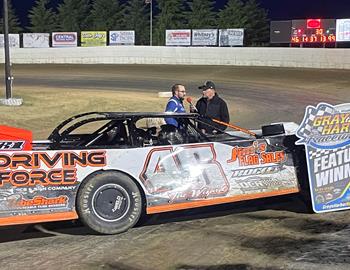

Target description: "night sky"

left=8, top=0, right=350, bottom=28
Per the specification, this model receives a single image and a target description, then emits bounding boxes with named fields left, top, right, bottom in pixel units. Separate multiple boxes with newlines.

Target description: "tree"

left=187, top=0, right=216, bottom=29
left=124, top=0, right=150, bottom=45
left=57, top=0, right=91, bottom=31
left=218, top=0, right=247, bottom=29
left=0, top=0, right=22, bottom=33
left=89, top=0, right=125, bottom=31
left=154, top=0, right=187, bottom=46
left=243, top=0, right=269, bottom=46
left=28, top=0, right=58, bottom=32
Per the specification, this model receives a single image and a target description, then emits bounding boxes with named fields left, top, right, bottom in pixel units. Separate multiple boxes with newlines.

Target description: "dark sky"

left=9, top=0, right=350, bottom=28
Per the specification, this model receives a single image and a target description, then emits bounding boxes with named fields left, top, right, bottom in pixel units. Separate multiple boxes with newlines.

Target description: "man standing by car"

left=165, top=84, right=187, bottom=127
left=194, top=81, right=230, bottom=133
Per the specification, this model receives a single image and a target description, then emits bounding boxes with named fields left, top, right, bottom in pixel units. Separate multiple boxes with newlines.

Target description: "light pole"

left=3, top=0, right=12, bottom=99
left=1, top=0, right=21, bottom=106
left=145, top=0, right=153, bottom=46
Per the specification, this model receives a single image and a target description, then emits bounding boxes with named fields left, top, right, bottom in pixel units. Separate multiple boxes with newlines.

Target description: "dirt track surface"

left=8, top=64, right=350, bottom=128
left=1, top=64, right=350, bottom=270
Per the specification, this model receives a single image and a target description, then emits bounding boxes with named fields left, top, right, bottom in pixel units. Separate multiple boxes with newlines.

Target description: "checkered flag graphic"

left=307, top=145, right=347, bottom=160
left=296, top=103, right=336, bottom=144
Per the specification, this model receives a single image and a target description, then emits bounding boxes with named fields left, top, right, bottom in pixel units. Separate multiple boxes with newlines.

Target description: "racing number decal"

left=139, top=144, right=229, bottom=200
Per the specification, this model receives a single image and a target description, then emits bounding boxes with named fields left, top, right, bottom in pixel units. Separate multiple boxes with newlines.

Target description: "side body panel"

left=0, top=135, right=300, bottom=225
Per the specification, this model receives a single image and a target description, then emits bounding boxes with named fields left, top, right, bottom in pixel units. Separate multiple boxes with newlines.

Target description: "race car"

left=0, top=111, right=309, bottom=234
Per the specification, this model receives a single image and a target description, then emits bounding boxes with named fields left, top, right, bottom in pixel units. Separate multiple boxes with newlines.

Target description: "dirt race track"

left=1, top=64, right=350, bottom=270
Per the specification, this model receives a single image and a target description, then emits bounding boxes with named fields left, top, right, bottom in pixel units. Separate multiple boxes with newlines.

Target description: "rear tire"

left=76, top=171, right=143, bottom=234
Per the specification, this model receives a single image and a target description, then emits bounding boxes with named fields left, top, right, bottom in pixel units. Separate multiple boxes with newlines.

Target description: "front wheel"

left=76, top=171, right=143, bottom=234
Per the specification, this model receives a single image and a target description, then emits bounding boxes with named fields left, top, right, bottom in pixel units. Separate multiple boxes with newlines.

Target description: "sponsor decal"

left=0, top=151, right=106, bottom=187
left=227, top=142, right=286, bottom=166
left=0, top=141, right=25, bottom=151
left=140, top=144, right=229, bottom=202
left=296, top=103, right=350, bottom=213
left=17, top=195, right=68, bottom=208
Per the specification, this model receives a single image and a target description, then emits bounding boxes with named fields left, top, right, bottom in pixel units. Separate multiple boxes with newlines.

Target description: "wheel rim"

left=91, top=184, right=131, bottom=222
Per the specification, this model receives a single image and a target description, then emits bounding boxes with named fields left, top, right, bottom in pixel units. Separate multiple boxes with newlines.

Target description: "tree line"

left=0, top=0, right=269, bottom=46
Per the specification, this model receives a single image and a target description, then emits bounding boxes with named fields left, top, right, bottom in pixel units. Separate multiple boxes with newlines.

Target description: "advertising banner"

left=192, top=29, right=218, bottom=46
left=81, top=31, right=107, bottom=47
left=336, top=19, right=350, bottom=42
left=219, top=29, right=244, bottom=46
left=296, top=103, right=350, bottom=213
left=52, top=32, right=78, bottom=47
left=165, top=29, right=191, bottom=46
left=23, top=33, right=50, bottom=48
left=109, top=31, right=135, bottom=45
left=0, top=34, right=20, bottom=48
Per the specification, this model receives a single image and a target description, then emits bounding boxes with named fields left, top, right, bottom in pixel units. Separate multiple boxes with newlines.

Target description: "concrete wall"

left=2, top=46, right=350, bottom=69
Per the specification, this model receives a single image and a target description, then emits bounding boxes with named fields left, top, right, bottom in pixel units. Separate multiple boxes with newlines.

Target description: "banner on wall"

left=192, top=29, right=218, bottom=46
left=109, top=31, right=135, bottom=45
left=52, top=32, right=78, bottom=47
left=23, top=33, right=50, bottom=48
left=81, top=31, right=107, bottom=47
left=219, top=29, right=244, bottom=46
left=336, top=19, right=350, bottom=42
left=0, top=34, right=20, bottom=48
left=165, top=29, right=191, bottom=46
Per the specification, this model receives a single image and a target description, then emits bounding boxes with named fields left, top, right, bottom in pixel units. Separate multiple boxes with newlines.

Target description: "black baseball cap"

left=198, top=81, right=216, bottom=90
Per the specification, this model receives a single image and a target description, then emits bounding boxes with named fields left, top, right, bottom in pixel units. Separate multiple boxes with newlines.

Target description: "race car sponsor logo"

left=0, top=151, right=106, bottom=187
left=17, top=195, right=68, bottom=208
left=140, top=144, right=229, bottom=202
left=297, top=103, right=350, bottom=213
left=227, top=142, right=286, bottom=166
left=0, top=141, right=25, bottom=151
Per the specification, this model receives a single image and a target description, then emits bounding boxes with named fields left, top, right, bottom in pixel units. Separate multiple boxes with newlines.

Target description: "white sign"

left=166, top=30, right=191, bottom=46
left=336, top=19, right=350, bottom=42
left=219, top=29, right=244, bottom=46
left=52, top=32, right=78, bottom=47
left=109, top=31, right=135, bottom=45
left=23, top=33, right=50, bottom=48
left=0, top=34, right=20, bottom=48
left=192, top=29, right=218, bottom=46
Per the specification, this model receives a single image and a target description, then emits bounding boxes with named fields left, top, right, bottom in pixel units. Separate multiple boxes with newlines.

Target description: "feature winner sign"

left=296, top=103, right=350, bottom=213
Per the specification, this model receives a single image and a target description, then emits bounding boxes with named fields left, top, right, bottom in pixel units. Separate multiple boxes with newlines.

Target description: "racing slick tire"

left=76, top=171, right=143, bottom=235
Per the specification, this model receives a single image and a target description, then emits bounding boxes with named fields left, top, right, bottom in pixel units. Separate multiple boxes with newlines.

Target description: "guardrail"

left=2, top=46, right=350, bottom=69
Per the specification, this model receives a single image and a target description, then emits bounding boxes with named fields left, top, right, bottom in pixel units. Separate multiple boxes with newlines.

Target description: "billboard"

left=270, top=21, right=292, bottom=43
left=0, top=34, right=20, bottom=48
left=165, top=30, right=191, bottom=46
left=219, top=29, right=244, bottom=46
left=192, top=29, right=218, bottom=46
left=23, top=33, right=50, bottom=48
left=81, top=31, right=107, bottom=47
left=109, top=31, right=135, bottom=45
left=52, top=32, right=78, bottom=47
left=336, top=19, right=350, bottom=42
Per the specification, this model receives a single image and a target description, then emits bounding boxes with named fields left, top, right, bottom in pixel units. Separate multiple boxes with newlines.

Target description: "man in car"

left=195, top=81, right=230, bottom=133
left=164, top=84, right=187, bottom=127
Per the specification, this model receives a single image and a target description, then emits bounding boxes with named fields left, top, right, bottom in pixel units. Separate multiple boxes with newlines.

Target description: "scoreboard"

left=291, top=19, right=336, bottom=43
